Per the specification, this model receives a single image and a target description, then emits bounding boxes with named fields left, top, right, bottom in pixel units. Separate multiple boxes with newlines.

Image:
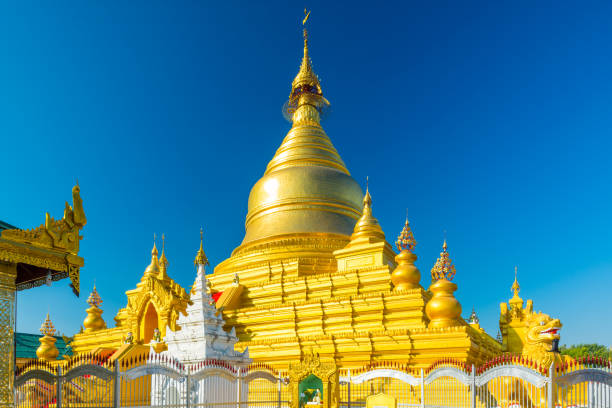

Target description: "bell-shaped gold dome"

left=241, top=30, right=362, bottom=245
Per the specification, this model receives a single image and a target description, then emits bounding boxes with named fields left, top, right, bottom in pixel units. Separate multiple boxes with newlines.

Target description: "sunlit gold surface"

left=36, top=314, right=59, bottom=361
left=71, top=241, right=190, bottom=354
left=499, top=270, right=567, bottom=368
left=207, top=24, right=501, bottom=369
left=83, top=285, right=106, bottom=332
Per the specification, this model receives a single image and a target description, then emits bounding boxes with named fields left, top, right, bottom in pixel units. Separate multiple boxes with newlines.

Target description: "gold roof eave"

left=0, top=184, right=86, bottom=295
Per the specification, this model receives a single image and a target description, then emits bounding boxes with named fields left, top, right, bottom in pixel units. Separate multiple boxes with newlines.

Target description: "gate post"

left=420, top=368, right=425, bottom=408
left=547, top=362, right=555, bottom=408
left=186, top=367, right=191, bottom=408
left=236, top=367, right=242, bottom=408
left=470, top=364, right=476, bottom=408
left=347, top=369, right=351, bottom=408
left=56, top=365, right=62, bottom=408
left=114, top=360, right=121, bottom=408
left=278, top=372, right=282, bottom=408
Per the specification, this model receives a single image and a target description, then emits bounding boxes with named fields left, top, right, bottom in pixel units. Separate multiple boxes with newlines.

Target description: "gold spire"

left=240, top=11, right=362, bottom=245
left=431, top=239, right=456, bottom=281
left=37, top=313, right=59, bottom=361
left=289, top=9, right=322, bottom=102
left=84, top=284, right=106, bottom=332
left=194, top=227, right=209, bottom=266
left=40, top=313, right=56, bottom=336
left=391, top=215, right=421, bottom=290
left=87, top=284, right=102, bottom=308
left=159, top=233, right=169, bottom=279
left=349, top=179, right=385, bottom=243
left=426, top=240, right=462, bottom=328
left=144, top=234, right=160, bottom=277
left=395, top=214, right=417, bottom=252
left=509, top=266, right=523, bottom=305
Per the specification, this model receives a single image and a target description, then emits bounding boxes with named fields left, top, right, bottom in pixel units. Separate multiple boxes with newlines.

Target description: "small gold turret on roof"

left=391, top=215, right=421, bottom=290
left=159, top=233, right=169, bottom=280
left=426, top=239, right=462, bottom=328
left=37, top=313, right=59, bottom=361
left=83, top=284, right=106, bottom=333
left=194, top=228, right=209, bottom=266
left=348, top=179, right=385, bottom=244
left=509, top=266, right=523, bottom=307
left=144, top=234, right=160, bottom=277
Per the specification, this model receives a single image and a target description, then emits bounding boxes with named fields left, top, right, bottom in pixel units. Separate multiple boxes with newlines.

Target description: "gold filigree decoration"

left=395, top=217, right=417, bottom=252
left=87, top=285, right=102, bottom=308
left=40, top=313, right=56, bottom=336
left=431, top=240, right=456, bottom=281
left=288, top=349, right=339, bottom=408
left=2, top=185, right=86, bottom=255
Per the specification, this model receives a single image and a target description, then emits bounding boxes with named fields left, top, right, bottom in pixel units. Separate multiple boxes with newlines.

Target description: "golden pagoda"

left=207, top=16, right=501, bottom=369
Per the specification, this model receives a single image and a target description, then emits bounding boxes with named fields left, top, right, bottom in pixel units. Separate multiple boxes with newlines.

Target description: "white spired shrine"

left=150, top=235, right=250, bottom=405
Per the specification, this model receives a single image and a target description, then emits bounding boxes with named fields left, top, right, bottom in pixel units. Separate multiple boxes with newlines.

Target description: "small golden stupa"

left=426, top=240, right=462, bottom=328
left=83, top=284, right=106, bottom=333
left=36, top=313, right=59, bottom=361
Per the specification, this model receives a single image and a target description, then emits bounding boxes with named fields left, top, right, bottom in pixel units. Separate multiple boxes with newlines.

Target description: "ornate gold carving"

left=288, top=350, right=338, bottom=408
left=1, top=184, right=86, bottom=254
left=0, top=184, right=85, bottom=294
left=0, top=267, right=16, bottom=407
left=426, top=240, right=462, bottom=328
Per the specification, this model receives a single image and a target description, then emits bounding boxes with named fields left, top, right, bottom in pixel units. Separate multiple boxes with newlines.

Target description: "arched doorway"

left=141, top=301, right=159, bottom=344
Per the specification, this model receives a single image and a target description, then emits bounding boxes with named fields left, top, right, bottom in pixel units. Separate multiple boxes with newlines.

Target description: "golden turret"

left=194, top=228, right=209, bottom=266
left=83, top=284, right=106, bottom=332
left=37, top=313, right=59, bottom=361
left=509, top=266, right=523, bottom=308
left=159, top=233, right=169, bottom=280
left=425, top=240, right=462, bottom=328
left=347, top=181, right=385, bottom=244
left=391, top=217, right=421, bottom=290
left=144, top=236, right=160, bottom=277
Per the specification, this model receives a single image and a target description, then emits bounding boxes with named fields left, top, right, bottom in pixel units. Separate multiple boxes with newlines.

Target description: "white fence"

left=14, top=353, right=289, bottom=408
left=14, top=354, right=612, bottom=408
left=339, top=358, right=612, bottom=408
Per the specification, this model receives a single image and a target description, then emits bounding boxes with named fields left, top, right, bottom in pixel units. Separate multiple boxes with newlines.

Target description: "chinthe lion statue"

left=522, top=311, right=568, bottom=368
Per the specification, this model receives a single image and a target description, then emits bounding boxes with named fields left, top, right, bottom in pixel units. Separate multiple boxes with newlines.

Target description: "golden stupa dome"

left=241, top=27, right=362, bottom=245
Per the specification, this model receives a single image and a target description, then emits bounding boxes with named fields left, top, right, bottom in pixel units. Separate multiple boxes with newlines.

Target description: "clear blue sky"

left=2, top=1, right=611, bottom=347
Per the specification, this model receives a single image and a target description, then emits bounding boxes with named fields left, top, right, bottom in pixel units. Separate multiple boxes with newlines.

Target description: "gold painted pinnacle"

left=395, top=216, right=417, bottom=252
left=194, top=227, right=209, bottom=266
left=431, top=239, right=456, bottom=281
left=87, top=284, right=103, bottom=308
left=40, top=313, right=56, bottom=337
